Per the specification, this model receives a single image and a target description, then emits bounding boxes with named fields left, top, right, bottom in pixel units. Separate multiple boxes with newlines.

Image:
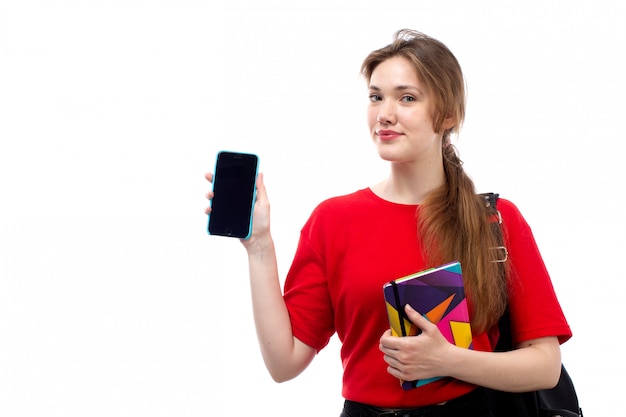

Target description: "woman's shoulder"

left=308, top=188, right=373, bottom=219
left=494, top=197, right=520, bottom=216
left=299, top=189, right=373, bottom=234
left=316, top=188, right=373, bottom=208
left=494, top=196, right=532, bottom=234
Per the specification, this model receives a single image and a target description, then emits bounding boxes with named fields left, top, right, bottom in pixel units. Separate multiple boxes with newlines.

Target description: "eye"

left=369, top=94, right=382, bottom=102
left=401, top=95, right=416, bottom=102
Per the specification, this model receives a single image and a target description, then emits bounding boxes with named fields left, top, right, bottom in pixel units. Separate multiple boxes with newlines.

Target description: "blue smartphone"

left=207, top=151, right=258, bottom=239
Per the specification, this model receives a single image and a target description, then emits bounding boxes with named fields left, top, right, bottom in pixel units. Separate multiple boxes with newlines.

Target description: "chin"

left=376, top=146, right=403, bottom=162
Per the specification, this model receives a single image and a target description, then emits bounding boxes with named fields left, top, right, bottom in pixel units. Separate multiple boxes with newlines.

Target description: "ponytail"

left=418, top=144, right=508, bottom=333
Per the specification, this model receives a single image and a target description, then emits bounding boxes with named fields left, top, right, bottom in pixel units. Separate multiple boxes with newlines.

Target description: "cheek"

left=366, top=107, right=377, bottom=131
left=406, top=110, right=434, bottom=133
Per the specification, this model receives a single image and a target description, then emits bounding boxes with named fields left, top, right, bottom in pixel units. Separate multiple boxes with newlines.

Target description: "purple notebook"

left=383, top=261, right=473, bottom=390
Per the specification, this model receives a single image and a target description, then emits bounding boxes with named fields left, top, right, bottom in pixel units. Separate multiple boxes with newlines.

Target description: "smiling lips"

left=377, top=129, right=402, bottom=141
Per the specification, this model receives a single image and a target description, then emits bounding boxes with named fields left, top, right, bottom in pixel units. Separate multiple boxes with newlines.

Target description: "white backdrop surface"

left=1, top=1, right=624, bottom=416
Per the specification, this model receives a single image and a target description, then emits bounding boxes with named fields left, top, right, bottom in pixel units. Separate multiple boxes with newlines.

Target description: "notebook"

left=382, top=261, right=473, bottom=390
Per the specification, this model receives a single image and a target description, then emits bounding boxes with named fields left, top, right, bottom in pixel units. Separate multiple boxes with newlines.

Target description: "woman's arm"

left=379, top=304, right=561, bottom=392
left=206, top=173, right=316, bottom=382
left=245, top=230, right=316, bottom=382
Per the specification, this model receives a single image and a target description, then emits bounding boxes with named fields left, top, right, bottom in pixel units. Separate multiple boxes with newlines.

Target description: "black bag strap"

left=480, top=192, right=499, bottom=209
left=480, top=193, right=508, bottom=264
left=478, top=192, right=512, bottom=352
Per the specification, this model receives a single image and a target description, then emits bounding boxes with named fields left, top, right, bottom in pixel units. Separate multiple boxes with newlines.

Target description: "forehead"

left=369, top=56, right=424, bottom=90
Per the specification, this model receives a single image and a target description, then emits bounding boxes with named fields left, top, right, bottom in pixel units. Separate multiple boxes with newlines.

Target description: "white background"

left=1, top=1, right=624, bottom=416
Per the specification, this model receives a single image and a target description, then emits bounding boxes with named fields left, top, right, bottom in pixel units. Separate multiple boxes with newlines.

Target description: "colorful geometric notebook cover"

left=382, top=261, right=473, bottom=390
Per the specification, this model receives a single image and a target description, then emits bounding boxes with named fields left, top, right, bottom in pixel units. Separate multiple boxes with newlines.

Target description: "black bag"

left=489, top=309, right=583, bottom=417
left=482, top=193, right=583, bottom=417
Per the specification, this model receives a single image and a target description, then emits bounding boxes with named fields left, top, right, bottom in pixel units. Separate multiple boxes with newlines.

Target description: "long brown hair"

left=361, top=30, right=508, bottom=332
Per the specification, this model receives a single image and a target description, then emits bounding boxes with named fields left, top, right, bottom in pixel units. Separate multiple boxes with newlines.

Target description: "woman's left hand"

left=379, top=304, right=456, bottom=382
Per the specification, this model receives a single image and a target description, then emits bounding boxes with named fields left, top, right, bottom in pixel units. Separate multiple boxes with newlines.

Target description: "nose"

left=377, top=100, right=396, bottom=125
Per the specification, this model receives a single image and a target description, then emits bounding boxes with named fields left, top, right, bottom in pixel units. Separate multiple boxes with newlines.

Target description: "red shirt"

left=283, top=188, right=571, bottom=408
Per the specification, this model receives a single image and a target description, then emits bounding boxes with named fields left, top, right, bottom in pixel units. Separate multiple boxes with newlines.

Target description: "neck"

left=372, top=158, right=446, bottom=205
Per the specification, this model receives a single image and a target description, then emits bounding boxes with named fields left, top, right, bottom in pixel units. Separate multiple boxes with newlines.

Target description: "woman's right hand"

left=204, top=172, right=272, bottom=250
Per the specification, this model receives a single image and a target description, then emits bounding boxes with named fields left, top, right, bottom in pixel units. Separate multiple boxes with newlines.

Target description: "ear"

left=441, top=114, right=456, bottom=131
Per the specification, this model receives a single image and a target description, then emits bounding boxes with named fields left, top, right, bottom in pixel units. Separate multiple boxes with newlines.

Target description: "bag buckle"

left=491, top=245, right=508, bottom=263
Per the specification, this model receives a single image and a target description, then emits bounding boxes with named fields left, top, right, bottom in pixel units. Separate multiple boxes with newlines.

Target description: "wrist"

left=442, top=344, right=471, bottom=380
left=243, top=233, right=274, bottom=256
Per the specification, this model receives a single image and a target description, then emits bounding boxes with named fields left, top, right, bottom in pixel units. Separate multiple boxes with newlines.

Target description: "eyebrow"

left=368, top=84, right=424, bottom=95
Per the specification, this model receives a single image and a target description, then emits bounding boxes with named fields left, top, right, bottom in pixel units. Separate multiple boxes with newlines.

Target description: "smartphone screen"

left=207, top=151, right=259, bottom=239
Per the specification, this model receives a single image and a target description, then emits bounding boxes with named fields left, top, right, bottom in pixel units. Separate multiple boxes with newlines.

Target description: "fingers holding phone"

left=204, top=172, right=214, bottom=215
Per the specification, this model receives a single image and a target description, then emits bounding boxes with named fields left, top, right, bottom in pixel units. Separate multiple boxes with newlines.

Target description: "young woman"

left=205, top=29, right=571, bottom=417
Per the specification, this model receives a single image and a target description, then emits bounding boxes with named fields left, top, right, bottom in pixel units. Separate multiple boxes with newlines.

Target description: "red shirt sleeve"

left=499, top=199, right=572, bottom=345
left=283, top=206, right=336, bottom=352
